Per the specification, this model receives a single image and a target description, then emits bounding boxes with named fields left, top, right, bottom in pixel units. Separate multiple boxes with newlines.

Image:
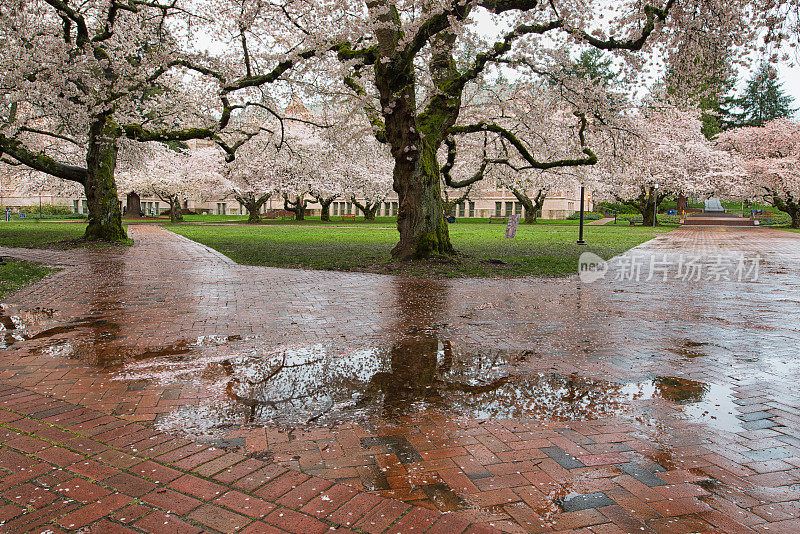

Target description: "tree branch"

left=0, top=134, right=87, bottom=184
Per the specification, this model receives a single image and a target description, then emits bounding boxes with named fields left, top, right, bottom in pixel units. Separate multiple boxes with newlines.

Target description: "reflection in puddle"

left=117, top=334, right=745, bottom=437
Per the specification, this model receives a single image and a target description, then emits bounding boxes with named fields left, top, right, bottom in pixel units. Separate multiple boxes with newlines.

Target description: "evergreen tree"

left=726, top=62, right=795, bottom=128
left=568, top=49, right=617, bottom=85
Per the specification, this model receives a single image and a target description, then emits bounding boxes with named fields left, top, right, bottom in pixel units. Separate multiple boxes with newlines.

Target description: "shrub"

left=566, top=211, right=602, bottom=221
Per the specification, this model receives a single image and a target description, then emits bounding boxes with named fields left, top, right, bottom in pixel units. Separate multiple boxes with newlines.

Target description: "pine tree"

left=726, top=62, right=795, bottom=128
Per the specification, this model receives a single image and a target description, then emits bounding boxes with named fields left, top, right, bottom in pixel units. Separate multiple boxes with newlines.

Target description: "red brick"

left=426, top=513, right=472, bottom=534
left=276, top=477, right=333, bottom=508
left=384, top=506, right=440, bottom=533
left=56, top=493, right=132, bottom=529
left=326, top=492, right=383, bottom=526
left=648, top=496, right=712, bottom=517
left=187, top=503, right=253, bottom=533
left=264, top=507, right=330, bottom=534
left=353, top=498, right=411, bottom=533
left=134, top=511, right=204, bottom=534
left=77, top=519, right=139, bottom=533
left=215, top=490, right=277, bottom=518
left=170, top=473, right=227, bottom=500
left=5, top=435, right=51, bottom=453
left=213, top=458, right=268, bottom=484
left=111, top=503, right=153, bottom=524
left=232, top=464, right=288, bottom=493
left=66, top=459, right=121, bottom=480
left=301, top=483, right=360, bottom=518
left=193, top=452, right=246, bottom=477
left=172, top=447, right=227, bottom=470
left=141, top=487, right=203, bottom=514
left=103, top=472, right=158, bottom=497
left=127, top=460, right=183, bottom=483
left=53, top=477, right=111, bottom=503
left=34, top=446, right=85, bottom=467
left=2, top=483, right=58, bottom=508
left=255, top=470, right=310, bottom=501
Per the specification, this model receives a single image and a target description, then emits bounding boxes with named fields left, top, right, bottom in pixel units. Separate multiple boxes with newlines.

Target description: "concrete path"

left=586, top=217, right=615, bottom=225
left=2, top=225, right=800, bottom=533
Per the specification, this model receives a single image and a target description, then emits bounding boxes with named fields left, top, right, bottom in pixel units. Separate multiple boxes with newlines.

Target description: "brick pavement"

left=1, top=225, right=800, bottom=533
left=0, top=382, right=491, bottom=533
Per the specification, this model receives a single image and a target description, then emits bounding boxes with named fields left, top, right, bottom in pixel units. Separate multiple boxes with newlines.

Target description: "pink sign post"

left=505, top=214, right=521, bottom=238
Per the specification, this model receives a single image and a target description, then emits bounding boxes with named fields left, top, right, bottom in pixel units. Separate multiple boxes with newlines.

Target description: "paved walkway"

left=586, top=218, right=615, bottom=225
left=1, top=225, right=800, bottom=533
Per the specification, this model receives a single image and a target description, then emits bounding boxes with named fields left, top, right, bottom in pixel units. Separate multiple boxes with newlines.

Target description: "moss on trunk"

left=84, top=117, right=127, bottom=242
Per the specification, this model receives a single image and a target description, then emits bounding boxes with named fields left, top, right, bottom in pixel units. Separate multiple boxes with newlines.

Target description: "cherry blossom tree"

left=0, top=0, right=336, bottom=241
left=716, top=119, right=800, bottom=227
left=590, top=104, right=744, bottom=225
left=317, top=0, right=771, bottom=258
left=224, top=131, right=280, bottom=223
left=341, top=136, right=393, bottom=221
left=117, top=143, right=227, bottom=222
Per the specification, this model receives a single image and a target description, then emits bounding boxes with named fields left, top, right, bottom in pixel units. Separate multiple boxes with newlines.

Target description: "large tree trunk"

left=284, top=195, right=306, bottom=221
left=84, top=117, right=126, bottom=241
left=789, top=210, right=800, bottom=229
left=509, top=187, right=545, bottom=224
left=770, top=191, right=800, bottom=229
left=169, top=196, right=183, bottom=223
left=320, top=200, right=332, bottom=222
left=620, top=186, right=664, bottom=227
left=247, top=205, right=260, bottom=223
left=392, top=143, right=452, bottom=258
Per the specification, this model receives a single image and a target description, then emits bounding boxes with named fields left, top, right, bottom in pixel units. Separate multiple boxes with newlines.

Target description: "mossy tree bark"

left=235, top=192, right=270, bottom=223
left=312, top=194, right=338, bottom=222
left=768, top=190, right=800, bottom=228
left=508, top=186, right=546, bottom=224
left=161, top=194, right=184, bottom=223
left=84, top=116, right=127, bottom=241
left=617, top=186, right=670, bottom=227
left=351, top=197, right=382, bottom=221
left=283, top=194, right=308, bottom=221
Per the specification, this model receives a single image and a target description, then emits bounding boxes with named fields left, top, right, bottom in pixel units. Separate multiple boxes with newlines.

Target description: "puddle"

left=115, top=333, right=748, bottom=437
left=0, top=306, right=59, bottom=348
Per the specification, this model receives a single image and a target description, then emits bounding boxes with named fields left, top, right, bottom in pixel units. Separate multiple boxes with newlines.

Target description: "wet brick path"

left=0, top=383, right=487, bottom=534
left=1, top=224, right=800, bottom=533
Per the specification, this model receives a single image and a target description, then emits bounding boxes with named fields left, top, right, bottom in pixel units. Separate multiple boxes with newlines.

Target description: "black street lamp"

left=652, top=183, right=659, bottom=228
left=577, top=183, right=586, bottom=245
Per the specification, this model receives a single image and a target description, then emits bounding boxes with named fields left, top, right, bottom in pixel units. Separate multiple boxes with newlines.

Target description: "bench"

left=489, top=216, right=506, bottom=223
left=340, top=214, right=356, bottom=221
left=628, top=218, right=644, bottom=225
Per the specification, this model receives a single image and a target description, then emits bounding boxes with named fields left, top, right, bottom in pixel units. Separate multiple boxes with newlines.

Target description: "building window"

left=217, top=203, right=226, bottom=215
left=515, top=202, right=522, bottom=215
left=505, top=201, right=513, bottom=216
left=495, top=202, right=502, bottom=217
left=567, top=201, right=574, bottom=211
left=346, top=202, right=352, bottom=215
left=392, top=202, right=398, bottom=216
left=333, top=203, right=338, bottom=216
left=154, top=202, right=160, bottom=215
left=469, top=201, right=475, bottom=218
left=73, top=200, right=79, bottom=214
left=82, top=200, right=88, bottom=214
left=384, top=202, right=390, bottom=216
left=457, top=202, right=465, bottom=217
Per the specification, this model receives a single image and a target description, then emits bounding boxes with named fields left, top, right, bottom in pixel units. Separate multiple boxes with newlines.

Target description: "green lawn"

left=168, top=221, right=672, bottom=277
left=0, top=221, right=87, bottom=248
left=0, top=219, right=673, bottom=277
left=0, top=261, right=56, bottom=299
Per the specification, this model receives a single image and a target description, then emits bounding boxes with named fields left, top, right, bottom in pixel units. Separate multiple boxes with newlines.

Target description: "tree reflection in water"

left=221, top=277, right=714, bottom=427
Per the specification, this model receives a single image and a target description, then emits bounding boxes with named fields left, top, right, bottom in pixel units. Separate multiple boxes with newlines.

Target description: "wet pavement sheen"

left=2, top=225, right=800, bottom=533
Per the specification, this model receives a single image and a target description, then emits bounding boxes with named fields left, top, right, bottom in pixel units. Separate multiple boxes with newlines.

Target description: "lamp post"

left=652, top=183, right=659, bottom=228
left=577, top=183, right=586, bottom=245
